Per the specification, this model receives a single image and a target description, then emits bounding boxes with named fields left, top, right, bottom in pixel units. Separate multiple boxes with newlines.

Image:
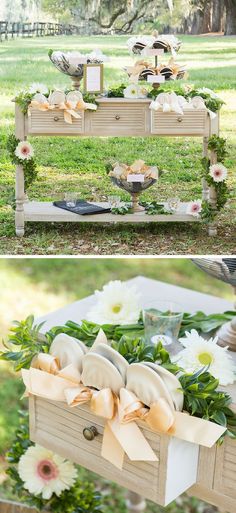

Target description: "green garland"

left=6, top=411, right=103, bottom=513
left=7, top=134, right=37, bottom=191
left=15, top=83, right=223, bottom=114
left=200, top=135, right=229, bottom=223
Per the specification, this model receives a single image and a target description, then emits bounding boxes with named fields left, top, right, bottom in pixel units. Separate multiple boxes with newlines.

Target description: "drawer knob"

left=83, top=426, right=98, bottom=441
left=115, top=115, right=120, bottom=120
left=177, top=117, right=183, bottom=122
left=54, top=116, right=60, bottom=122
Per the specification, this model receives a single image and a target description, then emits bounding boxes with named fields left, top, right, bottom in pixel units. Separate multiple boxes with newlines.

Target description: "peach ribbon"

left=29, top=99, right=96, bottom=124
left=22, top=353, right=226, bottom=469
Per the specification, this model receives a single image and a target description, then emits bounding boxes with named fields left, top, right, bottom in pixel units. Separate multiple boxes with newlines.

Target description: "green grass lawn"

left=0, top=35, right=235, bottom=255
left=0, top=257, right=226, bottom=511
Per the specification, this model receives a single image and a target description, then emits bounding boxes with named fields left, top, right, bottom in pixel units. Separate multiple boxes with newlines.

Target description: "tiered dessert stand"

left=14, top=39, right=220, bottom=237
left=30, top=276, right=236, bottom=513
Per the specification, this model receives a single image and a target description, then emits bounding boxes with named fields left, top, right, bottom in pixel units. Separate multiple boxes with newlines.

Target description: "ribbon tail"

left=64, top=111, right=73, bottom=124
left=108, top=416, right=158, bottom=464
left=102, top=422, right=125, bottom=470
left=170, top=411, right=227, bottom=447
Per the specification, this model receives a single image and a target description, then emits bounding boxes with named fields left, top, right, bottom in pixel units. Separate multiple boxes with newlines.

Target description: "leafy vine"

left=200, top=136, right=229, bottom=223
left=7, top=134, right=37, bottom=191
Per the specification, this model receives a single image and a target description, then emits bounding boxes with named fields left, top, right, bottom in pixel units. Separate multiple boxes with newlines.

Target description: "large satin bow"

left=29, top=98, right=96, bottom=124
left=22, top=352, right=226, bottom=470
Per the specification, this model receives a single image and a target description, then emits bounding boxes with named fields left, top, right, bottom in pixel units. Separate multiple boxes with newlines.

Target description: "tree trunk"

left=224, top=0, right=236, bottom=34
left=202, top=1, right=212, bottom=33
left=191, top=10, right=204, bottom=34
left=212, top=0, right=223, bottom=31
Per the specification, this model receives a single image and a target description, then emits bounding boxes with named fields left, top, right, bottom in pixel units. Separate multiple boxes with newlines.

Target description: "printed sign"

left=142, top=48, right=164, bottom=57
left=127, top=174, right=145, bottom=183
left=147, top=75, right=165, bottom=84
left=83, top=64, right=103, bottom=94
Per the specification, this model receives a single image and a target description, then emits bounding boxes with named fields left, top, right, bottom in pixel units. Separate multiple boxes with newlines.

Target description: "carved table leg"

left=126, top=492, right=146, bottom=513
left=15, top=164, right=25, bottom=237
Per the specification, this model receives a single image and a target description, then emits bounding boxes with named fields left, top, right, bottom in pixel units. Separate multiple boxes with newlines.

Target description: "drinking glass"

left=167, top=197, right=180, bottom=213
left=65, top=192, right=77, bottom=208
left=108, top=195, right=121, bottom=208
left=143, top=300, right=183, bottom=353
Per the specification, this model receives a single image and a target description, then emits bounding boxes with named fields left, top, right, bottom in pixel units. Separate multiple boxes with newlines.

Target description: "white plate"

left=50, top=333, right=84, bottom=371
left=82, top=352, right=125, bottom=394
left=142, top=362, right=183, bottom=411
left=66, top=91, right=83, bottom=103
left=90, top=343, right=128, bottom=382
left=126, top=363, right=174, bottom=409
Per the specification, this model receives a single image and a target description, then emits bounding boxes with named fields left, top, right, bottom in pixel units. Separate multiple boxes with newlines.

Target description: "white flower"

left=137, top=85, right=148, bottom=98
left=124, top=84, right=139, bottom=98
left=173, top=329, right=236, bottom=386
left=29, top=83, right=48, bottom=95
left=209, top=163, right=228, bottom=182
left=18, top=445, right=77, bottom=499
left=15, top=141, right=34, bottom=161
left=186, top=199, right=202, bottom=217
left=87, top=280, right=141, bottom=325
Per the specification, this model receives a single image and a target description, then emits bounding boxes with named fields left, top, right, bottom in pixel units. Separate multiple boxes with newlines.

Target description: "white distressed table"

left=15, top=99, right=219, bottom=237
left=35, top=276, right=236, bottom=513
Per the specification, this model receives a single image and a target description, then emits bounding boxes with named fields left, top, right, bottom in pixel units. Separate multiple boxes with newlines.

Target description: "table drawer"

left=27, top=109, right=84, bottom=135
left=29, top=396, right=199, bottom=506
left=214, top=437, right=236, bottom=499
left=87, top=103, right=149, bottom=136
left=151, top=110, right=208, bottom=136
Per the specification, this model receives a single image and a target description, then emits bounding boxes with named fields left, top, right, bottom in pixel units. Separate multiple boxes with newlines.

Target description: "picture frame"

left=83, top=63, right=104, bottom=94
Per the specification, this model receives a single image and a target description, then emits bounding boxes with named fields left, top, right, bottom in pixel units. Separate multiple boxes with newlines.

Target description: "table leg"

left=202, top=137, right=209, bottom=201
left=15, top=164, right=25, bottom=237
left=126, top=492, right=146, bottom=513
left=208, top=148, right=218, bottom=236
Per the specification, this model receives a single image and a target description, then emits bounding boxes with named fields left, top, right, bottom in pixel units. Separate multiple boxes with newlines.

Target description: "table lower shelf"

left=23, top=201, right=200, bottom=223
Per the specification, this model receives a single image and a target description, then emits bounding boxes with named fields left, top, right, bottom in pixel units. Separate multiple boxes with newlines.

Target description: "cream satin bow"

left=30, top=98, right=97, bottom=124
left=22, top=348, right=226, bottom=471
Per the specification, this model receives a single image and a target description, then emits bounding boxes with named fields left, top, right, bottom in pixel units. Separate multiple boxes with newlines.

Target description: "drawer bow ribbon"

left=30, top=98, right=97, bottom=124
left=22, top=350, right=226, bottom=470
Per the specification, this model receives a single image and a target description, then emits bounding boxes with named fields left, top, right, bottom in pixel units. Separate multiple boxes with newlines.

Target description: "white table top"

left=37, top=276, right=236, bottom=403
left=37, top=276, right=233, bottom=331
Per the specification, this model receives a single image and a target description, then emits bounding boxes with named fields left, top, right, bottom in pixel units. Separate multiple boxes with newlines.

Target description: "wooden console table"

left=34, top=276, right=235, bottom=513
left=15, top=99, right=219, bottom=237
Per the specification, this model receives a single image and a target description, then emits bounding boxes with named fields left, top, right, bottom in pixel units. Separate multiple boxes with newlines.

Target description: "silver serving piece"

left=110, top=177, right=156, bottom=213
left=192, top=258, right=236, bottom=351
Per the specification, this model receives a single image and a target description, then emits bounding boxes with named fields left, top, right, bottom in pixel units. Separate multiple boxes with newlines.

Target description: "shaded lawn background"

left=0, top=35, right=236, bottom=255
left=0, top=257, right=232, bottom=512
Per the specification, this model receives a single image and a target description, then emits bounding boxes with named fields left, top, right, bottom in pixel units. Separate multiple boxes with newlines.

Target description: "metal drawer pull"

left=115, top=115, right=120, bottom=120
left=54, top=116, right=60, bottom=122
left=83, top=426, right=99, bottom=441
left=177, top=117, right=183, bottom=122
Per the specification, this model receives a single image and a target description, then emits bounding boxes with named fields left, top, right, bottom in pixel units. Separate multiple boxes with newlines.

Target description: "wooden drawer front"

left=29, top=396, right=198, bottom=506
left=214, top=437, right=236, bottom=499
left=27, top=109, right=84, bottom=135
left=87, top=103, right=148, bottom=136
left=151, top=110, right=207, bottom=135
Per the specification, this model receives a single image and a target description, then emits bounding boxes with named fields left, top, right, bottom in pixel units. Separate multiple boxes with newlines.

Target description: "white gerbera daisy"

left=186, top=199, right=202, bottom=217
left=15, top=141, right=34, bottom=161
left=124, top=84, right=139, bottom=98
left=173, top=329, right=236, bottom=386
left=29, top=83, right=48, bottom=95
left=87, top=280, right=141, bottom=325
left=18, top=445, right=77, bottom=500
left=209, top=163, right=228, bottom=183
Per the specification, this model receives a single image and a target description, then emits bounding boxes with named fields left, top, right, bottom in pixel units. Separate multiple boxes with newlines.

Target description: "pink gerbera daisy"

left=186, top=199, right=202, bottom=217
left=15, top=141, right=34, bottom=161
left=209, top=163, right=227, bottom=183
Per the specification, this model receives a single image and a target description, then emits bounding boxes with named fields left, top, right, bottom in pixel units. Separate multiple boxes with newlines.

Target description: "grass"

left=0, top=34, right=236, bottom=255
left=0, top=257, right=225, bottom=512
